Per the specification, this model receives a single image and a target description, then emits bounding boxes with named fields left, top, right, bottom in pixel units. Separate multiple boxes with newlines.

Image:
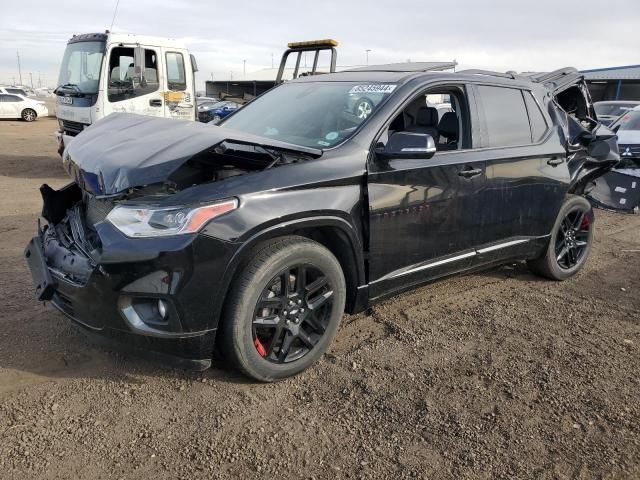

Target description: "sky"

left=0, top=0, right=638, bottom=89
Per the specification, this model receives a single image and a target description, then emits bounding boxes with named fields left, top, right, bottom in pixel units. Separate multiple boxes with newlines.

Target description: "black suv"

left=25, top=64, right=619, bottom=381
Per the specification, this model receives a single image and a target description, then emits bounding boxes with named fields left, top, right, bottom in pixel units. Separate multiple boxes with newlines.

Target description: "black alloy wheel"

left=252, top=264, right=333, bottom=363
left=555, top=208, right=591, bottom=270
left=219, top=236, right=346, bottom=382
left=528, top=195, right=594, bottom=281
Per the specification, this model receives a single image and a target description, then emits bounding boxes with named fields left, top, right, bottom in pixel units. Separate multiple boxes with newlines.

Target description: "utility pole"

left=243, top=60, right=246, bottom=76
left=365, top=49, right=371, bottom=66
left=29, top=73, right=34, bottom=89
left=16, top=50, right=23, bottom=85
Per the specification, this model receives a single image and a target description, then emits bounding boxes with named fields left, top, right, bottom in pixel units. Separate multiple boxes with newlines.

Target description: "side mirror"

left=378, top=132, right=436, bottom=159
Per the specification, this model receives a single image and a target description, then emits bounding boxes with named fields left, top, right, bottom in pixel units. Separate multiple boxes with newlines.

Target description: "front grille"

left=60, top=119, right=86, bottom=137
left=85, top=195, right=116, bottom=227
left=618, top=144, right=640, bottom=158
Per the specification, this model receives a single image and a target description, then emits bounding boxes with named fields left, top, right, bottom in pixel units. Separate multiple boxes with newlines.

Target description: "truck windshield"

left=57, top=41, right=105, bottom=94
left=221, top=82, right=397, bottom=149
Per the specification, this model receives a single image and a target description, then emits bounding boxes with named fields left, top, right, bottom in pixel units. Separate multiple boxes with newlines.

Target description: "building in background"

left=582, top=64, right=640, bottom=101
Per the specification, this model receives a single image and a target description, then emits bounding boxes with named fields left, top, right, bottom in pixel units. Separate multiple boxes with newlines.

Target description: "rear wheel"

left=22, top=108, right=37, bottom=122
left=527, top=195, right=594, bottom=280
left=219, top=236, right=346, bottom=381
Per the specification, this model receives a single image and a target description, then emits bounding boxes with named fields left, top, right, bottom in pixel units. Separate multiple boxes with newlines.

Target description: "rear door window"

left=476, top=85, right=531, bottom=147
left=524, top=92, right=548, bottom=142
left=166, top=52, right=186, bottom=91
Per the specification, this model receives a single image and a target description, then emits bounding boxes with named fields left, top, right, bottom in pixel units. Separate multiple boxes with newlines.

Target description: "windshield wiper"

left=59, top=83, right=80, bottom=90
left=55, top=83, right=85, bottom=96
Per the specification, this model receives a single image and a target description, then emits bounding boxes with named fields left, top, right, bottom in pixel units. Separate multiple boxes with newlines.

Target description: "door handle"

left=149, top=99, right=162, bottom=107
left=547, top=157, right=564, bottom=166
left=458, top=167, right=482, bottom=179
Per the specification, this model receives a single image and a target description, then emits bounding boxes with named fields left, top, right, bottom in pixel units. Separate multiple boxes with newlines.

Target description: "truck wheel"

left=22, top=109, right=37, bottom=122
left=527, top=195, right=594, bottom=280
left=219, top=236, right=346, bottom=381
left=353, top=98, right=373, bottom=119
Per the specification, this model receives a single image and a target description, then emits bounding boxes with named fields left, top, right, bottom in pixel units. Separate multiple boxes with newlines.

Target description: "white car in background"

left=0, top=86, right=30, bottom=96
left=0, top=93, right=49, bottom=121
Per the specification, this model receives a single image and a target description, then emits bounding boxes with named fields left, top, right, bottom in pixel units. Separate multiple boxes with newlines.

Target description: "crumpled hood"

left=63, top=112, right=321, bottom=195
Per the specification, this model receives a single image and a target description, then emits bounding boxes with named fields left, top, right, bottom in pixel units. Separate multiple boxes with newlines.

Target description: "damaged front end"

left=24, top=113, right=322, bottom=368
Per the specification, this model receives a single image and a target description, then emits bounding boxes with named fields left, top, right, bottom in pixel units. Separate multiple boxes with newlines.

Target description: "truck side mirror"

left=378, top=132, right=437, bottom=159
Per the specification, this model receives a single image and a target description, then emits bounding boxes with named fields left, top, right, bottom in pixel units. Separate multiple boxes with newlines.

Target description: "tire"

left=219, top=236, right=346, bottom=382
left=353, top=98, right=373, bottom=119
left=22, top=109, right=37, bottom=122
left=527, top=195, right=594, bottom=280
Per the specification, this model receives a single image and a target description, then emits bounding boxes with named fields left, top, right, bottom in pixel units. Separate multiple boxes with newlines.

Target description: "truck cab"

left=55, top=32, right=198, bottom=153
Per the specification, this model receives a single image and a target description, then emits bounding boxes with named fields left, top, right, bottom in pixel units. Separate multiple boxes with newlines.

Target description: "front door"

left=367, top=84, right=485, bottom=298
left=104, top=44, right=165, bottom=118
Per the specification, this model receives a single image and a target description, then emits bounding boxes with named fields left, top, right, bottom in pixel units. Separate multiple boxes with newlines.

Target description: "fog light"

left=158, top=299, right=168, bottom=319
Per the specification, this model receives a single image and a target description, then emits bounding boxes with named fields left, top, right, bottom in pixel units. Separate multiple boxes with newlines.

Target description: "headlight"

left=106, top=199, right=238, bottom=238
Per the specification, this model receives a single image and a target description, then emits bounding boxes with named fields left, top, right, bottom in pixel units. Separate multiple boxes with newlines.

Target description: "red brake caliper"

left=580, top=214, right=590, bottom=230
left=254, top=338, right=267, bottom=357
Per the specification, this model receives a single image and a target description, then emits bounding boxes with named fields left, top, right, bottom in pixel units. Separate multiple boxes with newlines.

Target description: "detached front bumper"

left=24, top=184, right=238, bottom=369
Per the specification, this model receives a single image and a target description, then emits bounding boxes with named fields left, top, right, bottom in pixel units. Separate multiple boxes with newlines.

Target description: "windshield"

left=595, top=102, right=638, bottom=117
left=221, top=82, right=397, bottom=149
left=57, top=41, right=105, bottom=94
left=613, top=110, right=640, bottom=131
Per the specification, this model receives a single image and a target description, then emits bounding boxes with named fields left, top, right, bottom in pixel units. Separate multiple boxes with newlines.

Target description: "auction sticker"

left=349, top=84, right=397, bottom=94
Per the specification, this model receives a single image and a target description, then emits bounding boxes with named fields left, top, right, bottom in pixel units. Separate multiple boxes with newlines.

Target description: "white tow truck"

left=54, top=32, right=198, bottom=154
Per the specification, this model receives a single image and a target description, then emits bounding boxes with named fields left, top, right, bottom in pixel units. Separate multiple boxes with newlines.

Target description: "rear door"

left=0, top=94, right=8, bottom=117
left=470, top=84, right=567, bottom=261
left=2, top=94, right=24, bottom=118
left=161, top=48, right=196, bottom=121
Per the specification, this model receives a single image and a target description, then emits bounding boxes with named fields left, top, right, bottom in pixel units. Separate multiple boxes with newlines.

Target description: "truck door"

left=104, top=44, right=164, bottom=118
left=160, top=48, right=196, bottom=121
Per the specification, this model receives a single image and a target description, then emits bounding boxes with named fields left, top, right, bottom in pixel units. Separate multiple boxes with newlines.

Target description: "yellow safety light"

left=287, top=39, right=339, bottom=48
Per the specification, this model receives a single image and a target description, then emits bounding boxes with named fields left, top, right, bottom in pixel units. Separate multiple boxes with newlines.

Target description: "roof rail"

left=457, top=69, right=524, bottom=80
left=528, top=67, right=578, bottom=83
left=346, top=61, right=457, bottom=73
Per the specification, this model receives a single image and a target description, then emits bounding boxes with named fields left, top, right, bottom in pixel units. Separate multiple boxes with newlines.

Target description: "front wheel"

left=219, top=236, right=346, bottom=381
left=527, top=195, right=594, bottom=280
left=22, top=108, right=37, bottom=122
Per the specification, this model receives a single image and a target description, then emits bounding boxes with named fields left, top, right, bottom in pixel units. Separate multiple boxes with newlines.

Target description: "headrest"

left=438, top=112, right=459, bottom=137
left=416, top=106, right=439, bottom=126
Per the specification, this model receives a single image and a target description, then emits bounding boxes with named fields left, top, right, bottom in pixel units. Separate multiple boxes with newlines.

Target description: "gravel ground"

left=0, top=118, right=638, bottom=479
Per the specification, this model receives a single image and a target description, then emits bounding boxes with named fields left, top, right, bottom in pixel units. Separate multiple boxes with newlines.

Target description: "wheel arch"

left=213, top=216, right=368, bottom=331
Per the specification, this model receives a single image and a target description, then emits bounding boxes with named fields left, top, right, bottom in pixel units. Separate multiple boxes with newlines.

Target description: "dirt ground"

left=0, top=117, right=638, bottom=480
